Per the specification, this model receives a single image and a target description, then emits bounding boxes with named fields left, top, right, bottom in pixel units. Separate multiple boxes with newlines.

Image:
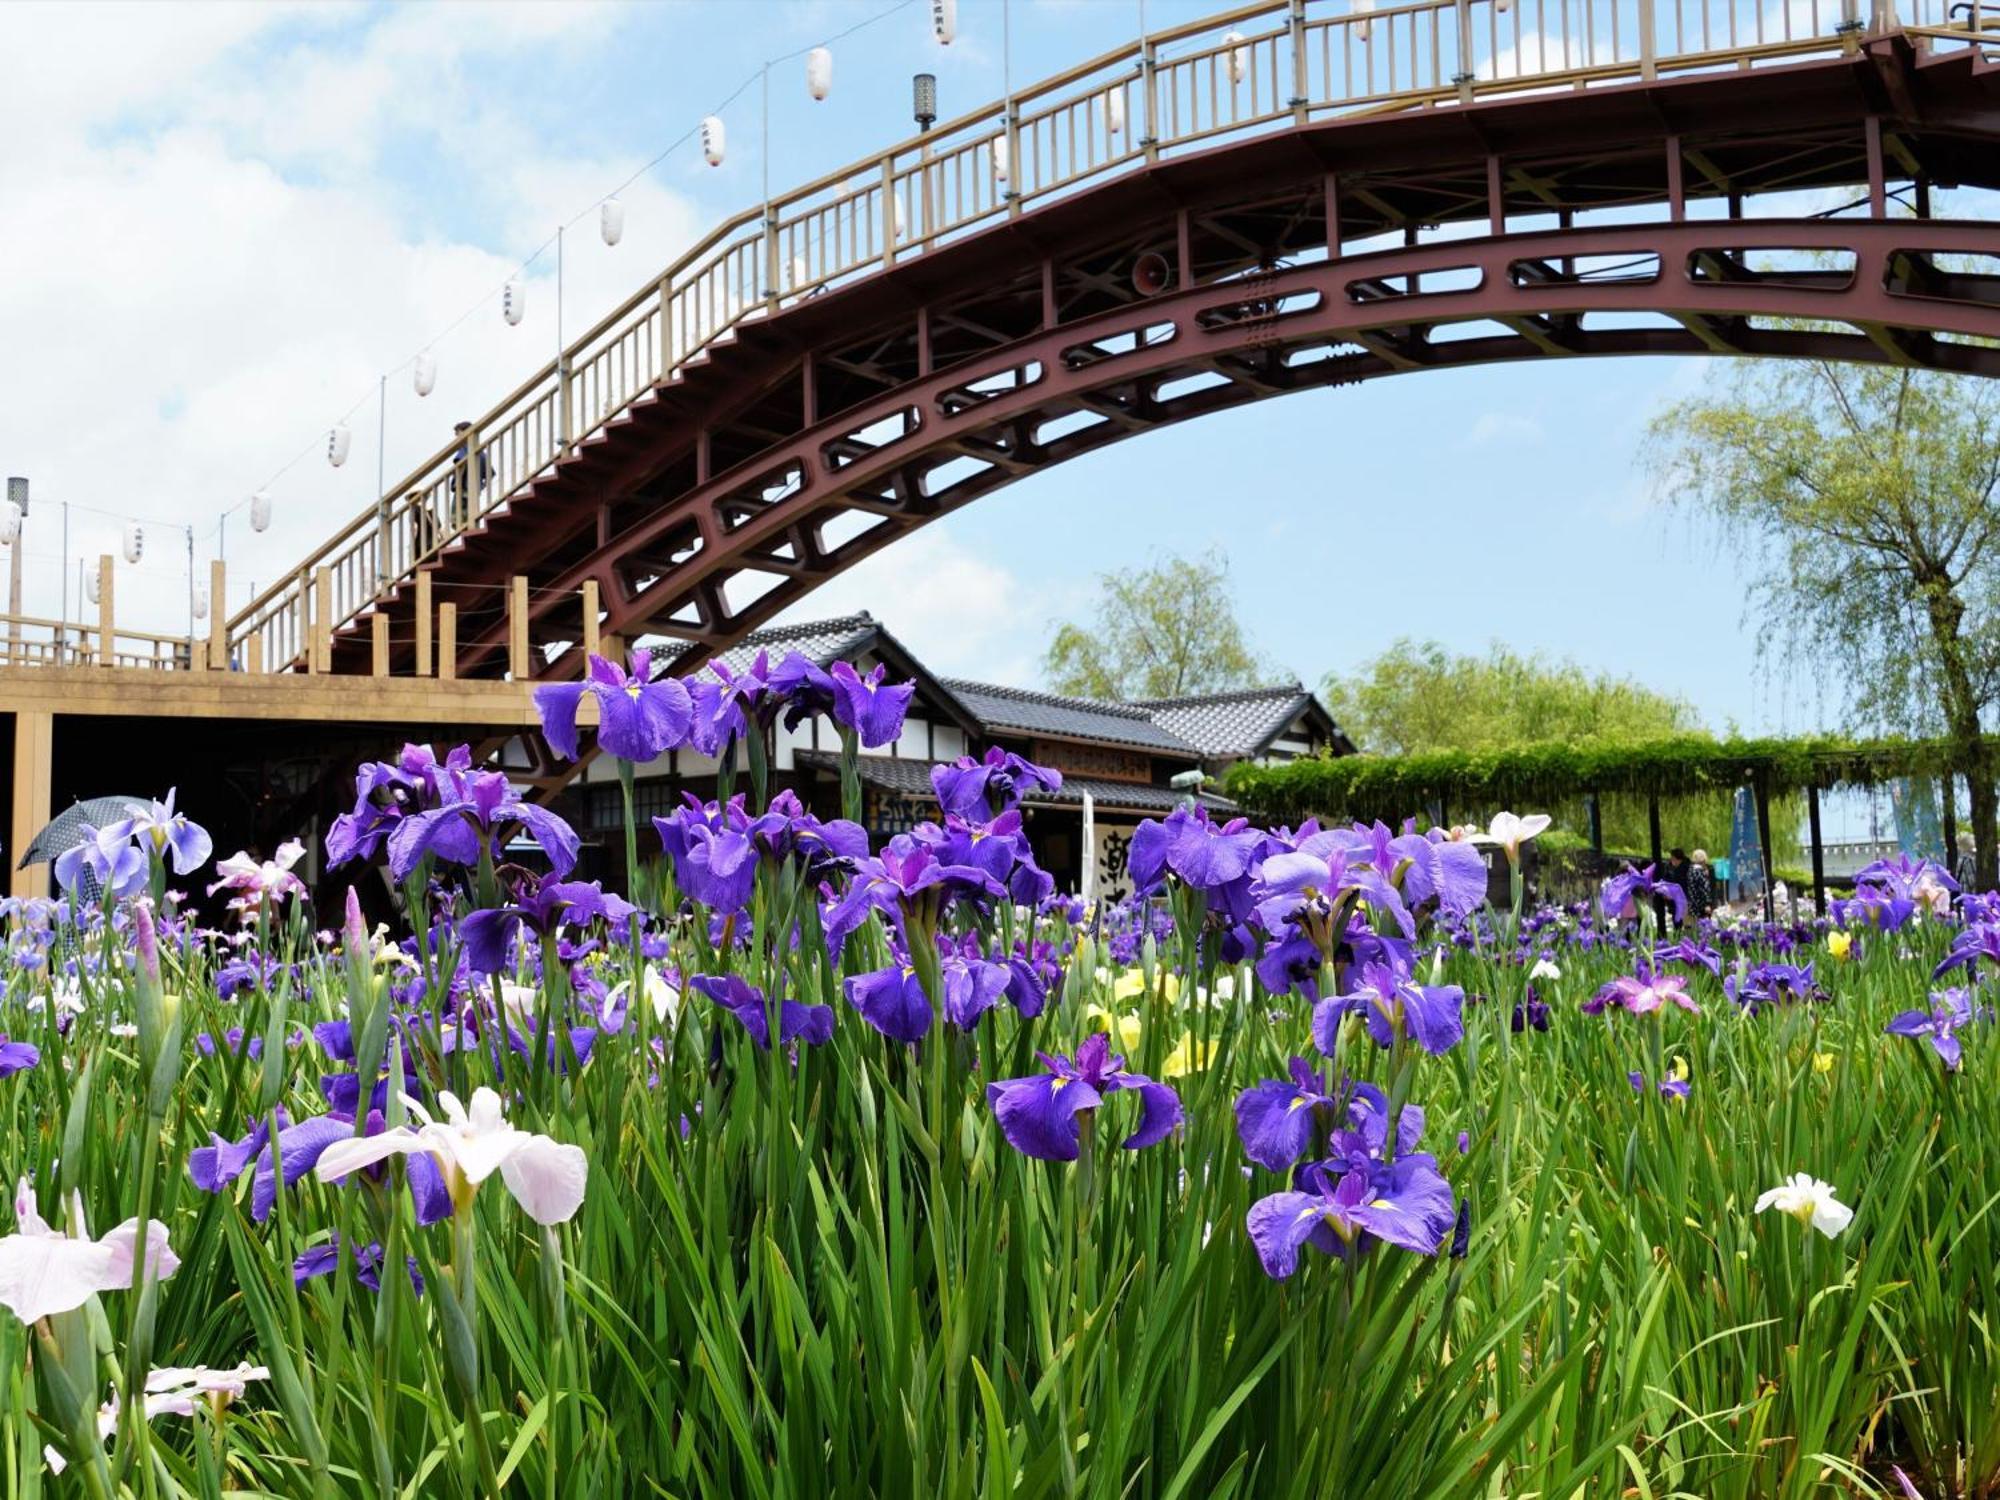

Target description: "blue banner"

left=1728, top=787, right=1766, bottom=899
left=1889, top=776, right=1946, bottom=863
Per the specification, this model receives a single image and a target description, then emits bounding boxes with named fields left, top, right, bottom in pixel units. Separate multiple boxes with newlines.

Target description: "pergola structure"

left=1227, top=733, right=1987, bottom=915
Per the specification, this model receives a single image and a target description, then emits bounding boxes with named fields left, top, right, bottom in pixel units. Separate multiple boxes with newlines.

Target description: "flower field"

left=2, top=650, right=1995, bottom=1499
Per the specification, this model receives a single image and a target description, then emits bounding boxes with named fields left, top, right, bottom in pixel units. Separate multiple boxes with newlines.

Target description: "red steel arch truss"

left=324, top=36, right=2000, bottom=693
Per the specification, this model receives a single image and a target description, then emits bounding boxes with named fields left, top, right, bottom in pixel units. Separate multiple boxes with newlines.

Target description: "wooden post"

left=1647, top=792, right=1665, bottom=926
left=1587, top=792, right=1604, bottom=854
left=582, top=579, right=601, bottom=660
left=1638, top=0, right=1657, bottom=79
left=1754, top=773, right=1777, bottom=923
left=371, top=613, right=390, bottom=676
left=9, top=710, right=52, bottom=897
left=247, top=636, right=264, bottom=674
left=1808, top=782, right=1827, bottom=919
left=97, top=555, right=114, bottom=668
left=438, top=603, right=457, bottom=682
left=313, top=567, right=333, bottom=674
left=415, top=572, right=433, bottom=677
left=208, top=560, right=227, bottom=669
left=509, top=575, right=529, bottom=680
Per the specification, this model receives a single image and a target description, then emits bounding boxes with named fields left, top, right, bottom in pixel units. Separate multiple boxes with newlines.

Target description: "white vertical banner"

left=1081, top=790, right=1097, bottom=906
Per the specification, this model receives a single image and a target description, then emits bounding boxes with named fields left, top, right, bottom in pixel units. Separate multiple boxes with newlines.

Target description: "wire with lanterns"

left=219, top=0, right=948, bottom=598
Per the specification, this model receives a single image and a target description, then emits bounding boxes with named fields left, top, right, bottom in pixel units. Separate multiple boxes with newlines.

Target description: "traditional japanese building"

left=569, top=612, right=1351, bottom=897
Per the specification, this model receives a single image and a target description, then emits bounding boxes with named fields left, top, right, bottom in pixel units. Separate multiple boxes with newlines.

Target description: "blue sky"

left=0, top=0, right=1907, bottom=766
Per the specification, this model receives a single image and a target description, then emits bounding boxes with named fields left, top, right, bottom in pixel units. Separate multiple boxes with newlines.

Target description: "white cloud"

left=767, top=524, right=1049, bottom=687
left=0, top=2, right=698, bottom=631
left=1467, top=411, right=1543, bottom=446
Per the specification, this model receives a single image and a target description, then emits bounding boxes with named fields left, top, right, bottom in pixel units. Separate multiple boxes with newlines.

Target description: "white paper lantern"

left=1223, top=31, right=1249, bottom=83
left=250, top=491, right=273, bottom=534
left=1105, top=88, right=1125, bottom=135
left=503, top=279, right=526, bottom=326
left=85, top=569, right=99, bottom=605
left=890, top=192, right=906, bottom=243
left=1353, top=0, right=1375, bottom=43
left=191, top=583, right=209, bottom=620
left=700, top=115, right=726, bottom=167
left=788, top=255, right=808, bottom=290
left=990, top=134, right=1010, bottom=182
left=931, top=0, right=957, bottom=44
left=413, top=351, right=437, bottom=398
left=0, top=501, right=20, bottom=546
left=327, top=424, right=351, bottom=468
left=806, top=47, right=832, bottom=101
left=123, top=523, right=144, bottom=565
left=600, top=197, right=625, bottom=246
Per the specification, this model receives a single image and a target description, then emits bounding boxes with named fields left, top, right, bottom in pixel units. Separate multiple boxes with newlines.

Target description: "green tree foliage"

left=1648, top=362, right=2000, bottom=883
left=1325, top=639, right=1703, bottom=757
left=1044, top=548, right=1267, bottom=699
left=1321, top=640, right=1736, bottom=856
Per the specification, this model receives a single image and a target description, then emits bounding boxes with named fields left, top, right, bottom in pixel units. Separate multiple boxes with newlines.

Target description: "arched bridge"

left=225, top=0, right=1999, bottom=692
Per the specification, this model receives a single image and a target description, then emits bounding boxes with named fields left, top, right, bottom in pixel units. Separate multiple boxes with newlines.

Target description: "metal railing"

left=225, top=0, right=1990, bottom=673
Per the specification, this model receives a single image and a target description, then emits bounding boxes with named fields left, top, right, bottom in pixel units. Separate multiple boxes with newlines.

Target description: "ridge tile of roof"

left=941, top=677, right=1199, bottom=754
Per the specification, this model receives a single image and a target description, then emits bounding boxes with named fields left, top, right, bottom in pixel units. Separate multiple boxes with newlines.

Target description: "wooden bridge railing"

left=222, top=0, right=1997, bottom=676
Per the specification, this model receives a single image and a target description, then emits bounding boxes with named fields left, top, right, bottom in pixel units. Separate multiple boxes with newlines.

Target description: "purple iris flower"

left=0, top=1037, right=39, bottom=1077
left=1628, top=1070, right=1691, bottom=1100
left=1323, top=821, right=1486, bottom=921
left=111, top=788, right=213, bottom=877
left=1255, top=929, right=1326, bottom=1000
left=1245, top=1153, right=1456, bottom=1279
left=940, top=943, right=1010, bottom=1029
left=985, top=1032, right=1182, bottom=1163
left=1723, top=960, right=1817, bottom=1014
left=1886, top=986, right=1985, bottom=1071
left=1315, top=961, right=1465, bottom=1056
left=931, top=748, right=1063, bottom=820
left=1255, top=839, right=1413, bottom=949
left=688, top=973, right=834, bottom=1050
left=1234, top=1058, right=1341, bottom=1173
left=1002, top=940, right=1059, bottom=1019
left=823, top=835, right=1005, bottom=957
left=845, top=960, right=933, bottom=1042
left=294, top=1236, right=424, bottom=1297
left=190, top=1110, right=450, bottom=1225
left=654, top=796, right=758, bottom=914
left=1934, top=920, right=2000, bottom=979
left=766, top=650, right=839, bottom=728
left=459, top=877, right=637, bottom=975
left=1130, top=807, right=1265, bottom=899
left=54, top=824, right=148, bottom=902
left=386, top=767, right=579, bottom=882
left=1511, top=991, right=1550, bottom=1032
left=828, top=661, right=915, bottom=748
left=1584, top=969, right=1700, bottom=1017
left=534, top=649, right=692, bottom=763
left=327, top=744, right=469, bottom=868
left=1600, top=863, right=1688, bottom=924
left=1653, top=937, right=1722, bottom=976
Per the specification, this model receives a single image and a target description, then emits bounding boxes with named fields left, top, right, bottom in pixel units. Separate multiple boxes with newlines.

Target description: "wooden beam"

left=415, top=571, right=433, bottom=677
left=313, top=567, right=333, bottom=674
left=97, top=555, right=113, bottom=668
left=208, top=560, right=227, bottom=669
left=1807, top=781, right=1826, bottom=917
left=439, top=603, right=458, bottom=682
left=371, top=613, right=390, bottom=676
left=582, top=579, right=601, bottom=660
left=508, top=575, right=529, bottom=680
left=9, top=709, right=52, bottom=897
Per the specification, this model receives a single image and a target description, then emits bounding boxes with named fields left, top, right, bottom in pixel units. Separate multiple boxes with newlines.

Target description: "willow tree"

left=1648, top=362, right=2000, bottom=884
left=1044, top=548, right=1266, bottom=699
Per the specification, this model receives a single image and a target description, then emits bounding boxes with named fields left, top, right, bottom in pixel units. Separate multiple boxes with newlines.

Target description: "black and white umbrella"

left=18, top=797, right=153, bottom=906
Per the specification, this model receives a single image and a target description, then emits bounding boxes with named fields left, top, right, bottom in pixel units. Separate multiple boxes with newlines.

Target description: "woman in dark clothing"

left=1686, top=849, right=1717, bottom=921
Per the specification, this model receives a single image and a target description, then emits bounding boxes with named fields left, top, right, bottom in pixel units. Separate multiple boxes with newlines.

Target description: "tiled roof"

left=940, top=679, right=1198, bottom=755
left=653, top=613, right=880, bottom=677
left=794, top=751, right=1230, bottom=814
left=1134, top=684, right=1321, bottom=759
